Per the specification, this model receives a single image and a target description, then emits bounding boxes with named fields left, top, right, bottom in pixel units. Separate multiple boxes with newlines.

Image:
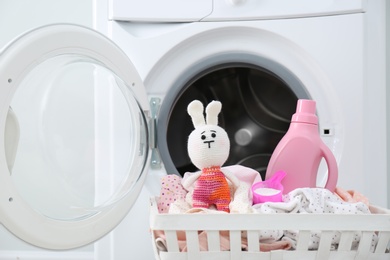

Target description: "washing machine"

left=0, top=0, right=387, bottom=259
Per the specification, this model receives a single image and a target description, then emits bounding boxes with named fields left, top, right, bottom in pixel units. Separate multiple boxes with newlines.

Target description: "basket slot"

left=355, top=231, right=374, bottom=259
left=316, top=231, right=333, bottom=259
left=338, top=231, right=354, bottom=251
left=165, top=230, right=180, bottom=252
left=247, top=230, right=259, bottom=252
left=375, top=231, right=390, bottom=253
left=206, top=230, right=220, bottom=251
left=296, top=230, right=311, bottom=250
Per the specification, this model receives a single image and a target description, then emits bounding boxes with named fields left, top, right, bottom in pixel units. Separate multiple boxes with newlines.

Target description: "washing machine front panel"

left=110, top=11, right=386, bottom=206
left=0, top=24, right=150, bottom=249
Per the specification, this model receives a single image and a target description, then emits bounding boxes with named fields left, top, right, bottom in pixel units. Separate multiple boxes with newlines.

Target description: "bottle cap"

left=291, top=99, right=318, bottom=124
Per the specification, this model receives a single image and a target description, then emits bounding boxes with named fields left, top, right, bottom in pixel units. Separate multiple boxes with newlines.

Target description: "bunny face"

left=188, top=124, right=230, bottom=169
left=187, top=100, right=230, bottom=170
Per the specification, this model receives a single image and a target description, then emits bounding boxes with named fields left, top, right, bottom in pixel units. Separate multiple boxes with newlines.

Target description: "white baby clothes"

left=252, top=188, right=378, bottom=251
left=253, top=188, right=371, bottom=214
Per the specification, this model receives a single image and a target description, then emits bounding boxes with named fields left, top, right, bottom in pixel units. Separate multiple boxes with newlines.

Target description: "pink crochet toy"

left=185, top=100, right=239, bottom=212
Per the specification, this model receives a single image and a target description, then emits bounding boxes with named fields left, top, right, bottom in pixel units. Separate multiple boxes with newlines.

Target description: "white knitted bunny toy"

left=185, top=100, right=239, bottom=212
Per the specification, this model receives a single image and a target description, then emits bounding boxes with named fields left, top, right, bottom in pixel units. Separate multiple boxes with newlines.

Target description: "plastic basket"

left=150, top=197, right=390, bottom=260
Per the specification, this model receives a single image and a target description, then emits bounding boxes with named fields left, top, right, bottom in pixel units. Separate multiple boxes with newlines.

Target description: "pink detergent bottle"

left=265, top=99, right=338, bottom=194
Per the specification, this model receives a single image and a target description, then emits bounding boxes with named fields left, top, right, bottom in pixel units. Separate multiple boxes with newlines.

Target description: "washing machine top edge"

left=109, top=0, right=366, bottom=22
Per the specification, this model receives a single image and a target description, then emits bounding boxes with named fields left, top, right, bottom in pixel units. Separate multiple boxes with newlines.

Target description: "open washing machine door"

left=0, top=24, right=150, bottom=249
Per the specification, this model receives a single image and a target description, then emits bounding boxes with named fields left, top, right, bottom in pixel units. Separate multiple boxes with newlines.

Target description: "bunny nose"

left=204, top=140, right=214, bottom=148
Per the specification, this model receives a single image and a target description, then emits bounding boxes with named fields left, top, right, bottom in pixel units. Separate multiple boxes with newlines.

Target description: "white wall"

left=386, top=1, right=390, bottom=209
left=0, top=1, right=94, bottom=259
left=0, top=0, right=92, bottom=47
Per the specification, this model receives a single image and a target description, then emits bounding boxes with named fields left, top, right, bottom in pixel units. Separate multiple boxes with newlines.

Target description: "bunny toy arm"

left=182, top=171, right=202, bottom=191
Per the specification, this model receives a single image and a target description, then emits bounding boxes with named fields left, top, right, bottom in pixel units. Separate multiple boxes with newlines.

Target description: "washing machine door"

left=0, top=24, right=150, bottom=249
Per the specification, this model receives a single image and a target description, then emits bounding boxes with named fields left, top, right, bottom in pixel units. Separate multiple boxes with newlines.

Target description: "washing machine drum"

left=163, top=65, right=299, bottom=178
left=0, top=25, right=149, bottom=249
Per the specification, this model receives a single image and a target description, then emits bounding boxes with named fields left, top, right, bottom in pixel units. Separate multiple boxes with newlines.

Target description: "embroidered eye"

left=211, top=133, right=216, bottom=138
left=201, top=135, right=206, bottom=140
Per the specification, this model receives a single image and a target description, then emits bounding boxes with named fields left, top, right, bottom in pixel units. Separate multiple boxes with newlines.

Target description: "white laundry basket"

left=150, top=197, right=390, bottom=260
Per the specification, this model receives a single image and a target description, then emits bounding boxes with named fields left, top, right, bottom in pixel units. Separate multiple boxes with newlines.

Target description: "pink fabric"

left=334, top=186, right=369, bottom=206
left=157, top=175, right=187, bottom=213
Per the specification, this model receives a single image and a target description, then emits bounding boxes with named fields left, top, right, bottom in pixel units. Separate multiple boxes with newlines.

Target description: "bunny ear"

left=206, top=100, right=222, bottom=125
left=187, top=100, right=205, bottom=128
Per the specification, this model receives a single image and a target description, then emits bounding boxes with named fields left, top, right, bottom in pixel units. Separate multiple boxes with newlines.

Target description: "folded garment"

left=252, top=188, right=378, bottom=251
left=253, top=188, right=371, bottom=214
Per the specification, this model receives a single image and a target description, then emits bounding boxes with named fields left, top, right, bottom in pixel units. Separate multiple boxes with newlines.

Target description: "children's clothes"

left=156, top=175, right=381, bottom=254
left=252, top=188, right=378, bottom=251
left=157, top=174, right=186, bottom=213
